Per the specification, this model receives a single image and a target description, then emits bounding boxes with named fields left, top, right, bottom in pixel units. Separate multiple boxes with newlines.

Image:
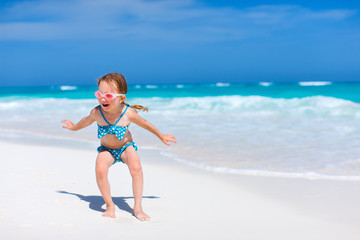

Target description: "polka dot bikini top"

left=97, top=105, right=129, bottom=141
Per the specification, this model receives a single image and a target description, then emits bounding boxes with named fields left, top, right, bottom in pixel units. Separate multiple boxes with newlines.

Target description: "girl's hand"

left=161, top=134, right=177, bottom=146
left=61, top=120, right=76, bottom=130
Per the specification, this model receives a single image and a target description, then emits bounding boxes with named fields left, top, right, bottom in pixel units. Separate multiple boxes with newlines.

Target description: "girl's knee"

left=95, top=152, right=113, bottom=176
left=96, top=163, right=109, bottom=178
left=121, top=147, right=142, bottom=175
left=129, top=163, right=143, bottom=176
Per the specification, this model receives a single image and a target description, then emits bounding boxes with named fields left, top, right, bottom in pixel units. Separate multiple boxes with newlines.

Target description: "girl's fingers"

left=167, top=135, right=176, bottom=143
left=61, top=120, right=72, bottom=126
left=61, top=120, right=74, bottom=130
left=162, top=135, right=176, bottom=145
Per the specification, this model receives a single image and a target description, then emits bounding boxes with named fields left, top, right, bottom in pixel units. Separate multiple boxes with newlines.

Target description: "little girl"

left=61, top=73, right=176, bottom=221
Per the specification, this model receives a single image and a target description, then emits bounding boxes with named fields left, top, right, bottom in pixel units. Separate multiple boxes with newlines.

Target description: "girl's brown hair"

left=97, top=73, right=148, bottom=112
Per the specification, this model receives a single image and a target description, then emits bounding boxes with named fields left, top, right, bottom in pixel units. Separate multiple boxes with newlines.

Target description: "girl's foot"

left=134, top=208, right=151, bottom=221
left=102, top=204, right=116, bottom=218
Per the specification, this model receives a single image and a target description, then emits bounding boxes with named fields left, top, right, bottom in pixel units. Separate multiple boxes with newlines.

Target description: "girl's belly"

left=100, top=131, right=133, bottom=149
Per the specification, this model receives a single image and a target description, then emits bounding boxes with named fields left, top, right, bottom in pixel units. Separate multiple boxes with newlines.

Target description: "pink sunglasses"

left=95, top=91, right=125, bottom=100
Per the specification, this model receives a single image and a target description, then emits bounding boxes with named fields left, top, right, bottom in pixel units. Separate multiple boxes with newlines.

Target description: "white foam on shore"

left=161, top=150, right=360, bottom=181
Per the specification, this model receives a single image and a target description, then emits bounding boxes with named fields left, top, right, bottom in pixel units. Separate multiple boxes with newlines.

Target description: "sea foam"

left=60, top=85, right=77, bottom=91
left=299, top=81, right=332, bottom=86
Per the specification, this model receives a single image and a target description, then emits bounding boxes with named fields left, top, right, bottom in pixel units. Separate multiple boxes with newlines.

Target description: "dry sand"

left=1, top=141, right=360, bottom=240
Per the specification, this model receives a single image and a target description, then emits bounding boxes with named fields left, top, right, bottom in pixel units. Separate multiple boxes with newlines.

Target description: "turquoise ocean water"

left=1, top=81, right=360, bottom=180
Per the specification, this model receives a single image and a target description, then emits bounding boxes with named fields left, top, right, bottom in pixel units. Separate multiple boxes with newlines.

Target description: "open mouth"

left=102, top=103, right=110, bottom=108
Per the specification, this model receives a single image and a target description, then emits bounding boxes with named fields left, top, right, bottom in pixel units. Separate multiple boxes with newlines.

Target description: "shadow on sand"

left=57, top=190, right=159, bottom=216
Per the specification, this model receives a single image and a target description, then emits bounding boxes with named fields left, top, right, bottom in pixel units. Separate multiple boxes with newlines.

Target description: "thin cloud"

left=303, top=9, right=357, bottom=20
left=240, top=5, right=357, bottom=25
left=0, top=0, right=357, bottom=41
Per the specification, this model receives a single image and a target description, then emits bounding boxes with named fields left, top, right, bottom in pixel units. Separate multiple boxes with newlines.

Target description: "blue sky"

left=0, top=0, right=359, bottom=87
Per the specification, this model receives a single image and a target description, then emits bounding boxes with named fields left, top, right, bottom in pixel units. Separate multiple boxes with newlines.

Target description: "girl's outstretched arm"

left=128, top=109, right=176, bottom=146
left=62, top=108, right=96, bottom=131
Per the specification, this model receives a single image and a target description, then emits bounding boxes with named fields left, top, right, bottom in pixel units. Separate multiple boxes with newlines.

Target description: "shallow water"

left=1, top=81, right=360, bottom=180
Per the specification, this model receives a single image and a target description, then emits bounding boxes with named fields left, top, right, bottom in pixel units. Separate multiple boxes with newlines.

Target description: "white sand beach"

left=1, top=140, right=360, bottom=240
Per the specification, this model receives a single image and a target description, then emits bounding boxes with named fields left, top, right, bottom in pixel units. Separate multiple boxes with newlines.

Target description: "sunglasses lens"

left=105, top=93, right=114, bottom=100
left=95, top=91, right=102, bottom=98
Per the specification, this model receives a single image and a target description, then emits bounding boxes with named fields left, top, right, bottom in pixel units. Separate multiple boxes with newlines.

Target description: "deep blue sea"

left=1, top=81, right=360, bottom=180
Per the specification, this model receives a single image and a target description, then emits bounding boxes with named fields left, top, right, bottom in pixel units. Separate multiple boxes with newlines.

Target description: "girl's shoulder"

left=90, top=106, right=101, bottom=119
left=126, top=105, right=137, bottom=116
left=91, top=105, right=100, bottom=114
left=126, top=106, right=142, bottom=122
left=126, top=105, right=136, bottom=113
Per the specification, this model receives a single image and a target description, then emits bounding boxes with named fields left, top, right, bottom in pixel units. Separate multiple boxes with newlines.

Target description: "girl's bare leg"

left=96, top=151, right=116, bottom=218
left=122, top=147, right=151, bottom=221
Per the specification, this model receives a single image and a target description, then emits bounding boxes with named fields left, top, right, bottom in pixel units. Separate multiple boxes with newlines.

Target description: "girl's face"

left=97, top=81, right=125, bottom=111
